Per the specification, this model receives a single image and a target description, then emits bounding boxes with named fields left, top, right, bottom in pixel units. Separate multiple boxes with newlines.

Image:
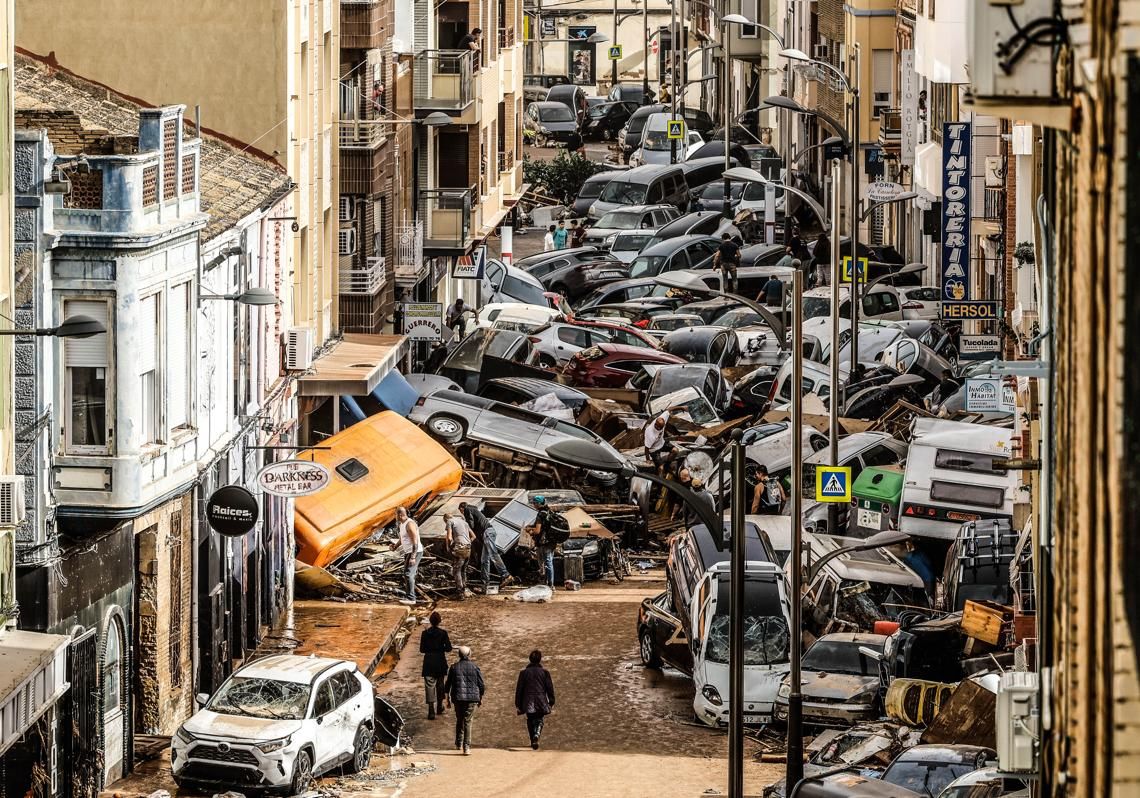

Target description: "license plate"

left=743, top=714, right=769, bottom=725
left=857, top=509, right=882, bottom=529
left=598, top=271, right=624, bottom=279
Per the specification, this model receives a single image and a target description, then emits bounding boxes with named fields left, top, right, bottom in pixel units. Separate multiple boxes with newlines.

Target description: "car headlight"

left=701, top=685, right=723, bottom=706
left=853, top=683, right=880, bottom=702
left=256, top=736, right=292, bottom=754
left=174, top=727, right=195, bottom=746
left=604, top=233, right=619, bottom=245
left=777, top=682, right=791, bottom=699
left=582, top=540, right=600, bottom=556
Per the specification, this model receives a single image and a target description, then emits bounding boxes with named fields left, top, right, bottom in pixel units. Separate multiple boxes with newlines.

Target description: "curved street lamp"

left=0, top=314, right=108, bottom=338
left=654, top=269, right=786, bottom=345
left=722, top=165, right=829, bottom=229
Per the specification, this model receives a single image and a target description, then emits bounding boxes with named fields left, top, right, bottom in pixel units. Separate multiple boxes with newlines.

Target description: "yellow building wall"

left=845, top=0, right=897, bottom=145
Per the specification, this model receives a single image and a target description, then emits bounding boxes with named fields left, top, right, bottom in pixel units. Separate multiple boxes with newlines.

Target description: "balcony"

left=341, top=0, right=382, bottom=50
left=394, top=220, right=428, bottom=287
left=339, top=115, right=392, bottom=150
left=420, top=186, right=480, bottom=252
left=413, top=50, right=476, bottom=115
left=983, top=187, right=1004, bottom=222
left=498, top=28, right=516, bottom=49
left=878, top=108, right=901, bottom=149
left=497, top=149, right=515, bottom=174
left=340, top=255, right=386, bottom=295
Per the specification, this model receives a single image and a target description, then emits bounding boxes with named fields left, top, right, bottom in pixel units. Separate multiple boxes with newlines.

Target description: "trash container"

left=563, top=554, right=585, bottom=584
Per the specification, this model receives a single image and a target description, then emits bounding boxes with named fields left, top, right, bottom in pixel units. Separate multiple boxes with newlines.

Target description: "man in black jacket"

left=419, top=611, right=452, bottom=719
left=515, top=650, right=556, bottom=749
left=460, top=501, right=515, bottom=591
left=444, top=646, right=486, bottom=755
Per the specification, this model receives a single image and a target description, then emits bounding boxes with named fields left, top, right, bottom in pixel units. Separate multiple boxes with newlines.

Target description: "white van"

left=899, top=418, right=1016, bottom=540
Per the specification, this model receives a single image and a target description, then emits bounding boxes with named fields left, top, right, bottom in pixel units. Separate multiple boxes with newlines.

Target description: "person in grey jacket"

left=443, top=645, right=485, bottom=755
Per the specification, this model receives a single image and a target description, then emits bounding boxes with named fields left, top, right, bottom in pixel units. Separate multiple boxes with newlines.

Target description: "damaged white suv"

left=172, top=655, right=375, bottom=795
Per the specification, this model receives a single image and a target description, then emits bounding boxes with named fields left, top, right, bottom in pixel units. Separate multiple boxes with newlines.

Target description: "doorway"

left=102, top=616, right=126, bottom=786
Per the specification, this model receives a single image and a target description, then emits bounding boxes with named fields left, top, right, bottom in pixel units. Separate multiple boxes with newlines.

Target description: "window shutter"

left=138, top=294, right=158, bottom=373
left=64, top=300, right=110, bottom=368
left=168, top=284, right=189, bottom=428
left=872, top=50, right=893, bottom=103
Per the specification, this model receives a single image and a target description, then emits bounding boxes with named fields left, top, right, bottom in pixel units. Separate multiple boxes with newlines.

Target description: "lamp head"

left=52, top=315, right=107, bottom=339
left=761, top=95, right=807, bottom=114
left=779, top=47, right=812, bottom=63
left=861, top=531, right=910, bottom=550
left=722, top=166, right=768, bottom=184
left=654, top=271, right=711, bottom=294
left=422, top=112, right=452, bottom=128
left=545, top=439, right=628, bottom=474
left=235, top=287, right=280, bottom=306
left=586, top=32, right=609, bottom=43
left=721, top=13, right=750, bottom=24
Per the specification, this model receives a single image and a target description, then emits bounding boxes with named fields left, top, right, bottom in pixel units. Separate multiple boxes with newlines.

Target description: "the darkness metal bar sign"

left=941, top=122, right=971, bottom=301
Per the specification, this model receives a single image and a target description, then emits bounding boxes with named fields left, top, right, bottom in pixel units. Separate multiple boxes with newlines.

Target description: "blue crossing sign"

left=816, top=466, right=852, bottom=503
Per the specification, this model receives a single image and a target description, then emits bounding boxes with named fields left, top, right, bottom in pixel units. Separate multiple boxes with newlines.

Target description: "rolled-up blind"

left=168, top=284, right=189, bottom=428
left=64, top=299, right=110, bottom=368
left=137, top=294, right=157, bottom=374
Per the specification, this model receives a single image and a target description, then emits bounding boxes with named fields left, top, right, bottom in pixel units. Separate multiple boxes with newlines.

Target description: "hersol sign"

left=941, top=300, right=1000, bottom=320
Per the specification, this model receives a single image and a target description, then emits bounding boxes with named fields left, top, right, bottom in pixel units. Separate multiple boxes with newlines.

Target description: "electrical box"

left=996, top=670, right=1039, bottom=774
left=969, top=0, right=1057, bottom=101
left=0, top=476, right=26, bottom=527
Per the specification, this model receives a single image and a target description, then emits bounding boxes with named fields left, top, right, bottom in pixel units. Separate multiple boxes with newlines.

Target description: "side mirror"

left=316, top=715, right=324, bottom=725
left=195, top=693, right=209, bottom=708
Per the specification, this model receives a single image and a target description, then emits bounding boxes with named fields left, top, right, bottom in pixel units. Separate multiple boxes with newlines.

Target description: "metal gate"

left=65, top=631, right=100, bottom=798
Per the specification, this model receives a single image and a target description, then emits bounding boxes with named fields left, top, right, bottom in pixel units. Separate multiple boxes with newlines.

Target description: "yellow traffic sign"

left=608, top=45, right=623, bottom=60
left=816, top=466, right=852, bottom=503
left=667, top=119, right=686, bottom=139
left=840, top=256, right=869, bottom=283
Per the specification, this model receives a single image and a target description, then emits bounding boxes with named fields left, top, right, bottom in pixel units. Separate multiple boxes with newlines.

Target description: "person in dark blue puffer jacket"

left=444, top=645, right=485, bottom=755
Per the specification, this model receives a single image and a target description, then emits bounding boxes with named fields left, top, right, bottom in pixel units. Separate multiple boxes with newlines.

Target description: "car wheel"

left=639, top=627, right=663, bottom=669
left=345, top=722, right=374, bottom=774
left=290, top=749, right=314, bottom=796
left=538, top=354, right=557, bottom=369
left=427, top=415, right=465, bottom=444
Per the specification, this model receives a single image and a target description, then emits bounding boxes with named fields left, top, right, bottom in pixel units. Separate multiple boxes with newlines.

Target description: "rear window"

left=597, top=211, right=643, bottom=230
left=539, top=105, right=575, bottom=122
left=935, top=449, right=999, bottom=473
left=579, top=179, right=608, bottom=199
left=930, top=480, right=1006, bottom=509
left=600, top=180, right=649, bottom=205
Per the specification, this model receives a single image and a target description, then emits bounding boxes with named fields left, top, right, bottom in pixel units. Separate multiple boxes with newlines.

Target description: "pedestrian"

left=669, top=467, right=694, bottom=521
left=570, top=219, right=587, bottom=248
left=460, top=501, right=516, bottom=591
left=523, top=495, right=563, bottom=588
left=757, top=273, right=784, bottom=308
left=812, top=233, right=831, bottom=288
left=553, top=219, right=569, bottom=250
left=565, top=129, right=585, bottom=155
left=444, top=645, right=485, bottom=755
left=689, top=477, right=717, bottom=526
left=445, top=297, right=477, bottom=339
left=775, top=245, right=795, bottom=271
left=750, top=464, right=786, bottom=514
left=714, top=233, right=741, bottom=293
left=543, top=224, right=556, bottom=252
left=458, top=28, right=482, bottom=70
left=515, top=650, right=556, bottom=750
left=396, top=506, right=423, bottom=604
left=444, top=511, right=473, bottom=598
left=420, top=611, right=452, bottom=719
left=644, top=410, right=672, bottom=475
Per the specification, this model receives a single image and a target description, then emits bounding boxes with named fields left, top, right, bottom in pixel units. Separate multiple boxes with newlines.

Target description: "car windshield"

left=579, top=179, right=608, bottom=199
left=597, top=211, right=643, bottom=230
left=539, top=105, right=575, bottom=122
left=650, top=369, right=704, bottom=397
left=629, top=255, right=666, bottom=278
left=588, top=105, right=609, bottom=119
left=502, top=275, right=548, bottom=305
left=742, top=182, right=785, bottom=201
left=884, top=762, right=980, bottom=798
left=600, top=180, right=649, bottom=204
left=643, top=130, right=671, bottom=150
left=653, top=317, right=698, bottom=331
left=801, top=639, right=883, bottom=676
left=207, top=676, right=311, bottom=720
left=803, top=297, right=831, bottom=319
left=706, top=614, right=790, bottom=665
left=700, top=183, right=745, bottom=199
left=712, top=309, right=765, bottom=329
left=614, top=233, right=654, bottom=251
left=495, top=499, right=538, bottom=531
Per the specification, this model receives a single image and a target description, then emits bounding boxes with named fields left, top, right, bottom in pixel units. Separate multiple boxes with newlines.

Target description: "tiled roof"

left=13, top=55, right=294, bottom=241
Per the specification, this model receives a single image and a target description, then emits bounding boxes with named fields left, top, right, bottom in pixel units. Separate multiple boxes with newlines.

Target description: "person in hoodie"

left=514, top=649, right=556, bottom=749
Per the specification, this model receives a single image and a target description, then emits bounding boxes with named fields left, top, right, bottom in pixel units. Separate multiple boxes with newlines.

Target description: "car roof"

left=638, top=234, right=718, bottom=256
left=802, top=533, right=923, bottom=587
left=598, top=204, right=675, bottom=216
left=804, top=432, right=899, bottom=463
left=237, top=654, right=350, bottom=683
left=662, top=325, right=730, bottom=344
left=615, top=163, right=684, bottom=180
left=687, top=517, right=779, bottom=568
left=890, top=744, right=997, bottom=764
left=483, top=377, right=587, bottom=402
left=596, top=342, right=684, bottom=359
left=628, top=103, right=669, bottom=120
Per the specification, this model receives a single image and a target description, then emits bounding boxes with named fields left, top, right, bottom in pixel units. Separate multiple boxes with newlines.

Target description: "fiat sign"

left=257, top=460, right=331, bottom=497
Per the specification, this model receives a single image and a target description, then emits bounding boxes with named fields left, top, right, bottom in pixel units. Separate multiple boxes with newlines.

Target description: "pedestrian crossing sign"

left=816, top=466, right=852, bottom=503
left=840, top=256, right=868, bottom=283
left=608, top=45, right=623, bottom=60
left=667, top=119, right=686, bottom=139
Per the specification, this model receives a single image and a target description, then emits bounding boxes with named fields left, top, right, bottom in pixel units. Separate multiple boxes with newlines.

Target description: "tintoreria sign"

left=941, top=122, right=971, bottom=302
left=256, top=460, right=332, bottom=497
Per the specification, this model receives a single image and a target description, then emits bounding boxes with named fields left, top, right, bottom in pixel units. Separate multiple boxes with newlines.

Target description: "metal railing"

left=395, top=221, right=426, bottom=285
left=420, top=186, right=477, bottom=250
left=498, top=149, right=515, bottom=173
left=878, top=108, right=901, bottom=135
left=413, top=50, right=475, bottom=110
left=339, top=255, right=386, bottom=295
left=338, top=116, right=392, bottom=148
left=983, top=187, right=1004, bottom=222
left=498, top=28, right=516, bottom=49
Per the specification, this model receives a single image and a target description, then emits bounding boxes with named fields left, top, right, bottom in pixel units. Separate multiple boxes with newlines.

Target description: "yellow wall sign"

left=840, top=256, right=869, bottom=283
left=667, top=119, right=686, bottom=139
left=608, top=45, right=623, bottom=60
left=816, top=466, right=852, bottom=503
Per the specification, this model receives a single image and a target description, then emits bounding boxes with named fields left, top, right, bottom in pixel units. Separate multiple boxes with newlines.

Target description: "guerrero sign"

left=256, top=460, right=331, bottom=497
left=206, top=485, right=259, bottom=538
left=403, top=303, right=444, bottom=341
left=941, top=122, right=971, bottom=301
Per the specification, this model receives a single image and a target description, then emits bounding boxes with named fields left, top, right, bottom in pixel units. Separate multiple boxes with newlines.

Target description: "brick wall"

left=818, top=0, right=845, bottom=45
left=134, top=492, right=194, bottom=735
left=1003, top=137, right=1017, bottom=361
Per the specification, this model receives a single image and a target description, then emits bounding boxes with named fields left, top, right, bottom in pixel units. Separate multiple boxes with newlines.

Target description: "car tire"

left=538, top=354, right=557, bottom=369
left=639, top=627, right=663, bottom=669
left=344, top=722, right=374, bottom=774
left=290, top=749, right=314, bottom=796
left=427, top=415, right=465, bottom=445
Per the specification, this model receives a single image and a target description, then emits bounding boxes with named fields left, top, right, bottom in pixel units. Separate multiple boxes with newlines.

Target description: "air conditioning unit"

left=339, top=196, right=355, bottom=222
left=969, top=0, right=1056, bottom=101
left=285, top=326, right=314, bottom=371
left=996, top=671, right=1039, bottom=775
left=812, top=44, right=830, bottom=62
left=0, top=476, right=27, bottom=527
left=339, top=228, right=357, bottom=257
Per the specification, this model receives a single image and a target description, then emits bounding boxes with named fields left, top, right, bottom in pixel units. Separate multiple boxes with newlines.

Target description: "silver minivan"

left=588, top=164, right=690, bottom=220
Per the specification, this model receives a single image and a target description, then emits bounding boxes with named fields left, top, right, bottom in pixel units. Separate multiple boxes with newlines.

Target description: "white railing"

left=339, top=255, right=386, bottom=295
left=395, top=221, right=426, bottom=283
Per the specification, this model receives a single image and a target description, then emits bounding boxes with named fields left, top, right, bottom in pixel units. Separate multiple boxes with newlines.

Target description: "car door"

left=653, top=595, right=693, bottom=672
left=664, top=248, right=691, bottom=274
left=310, top=678, right=340, bottom=768
left=554, top=324, right=591, bottom=362
left=329, top=671, right=363, bottom=760
left=484, top=260, right=505, bottom=301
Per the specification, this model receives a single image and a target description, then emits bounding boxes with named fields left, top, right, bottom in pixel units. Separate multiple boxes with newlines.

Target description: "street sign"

left=965, top=378, right=1015, bottom=414
left=941, top=121, right=972, bottom=302
left=667, top=119, right=685, bottom=139
left=941, top=300, right=1000, bottom=321
left=840, top=255, right=869, bottom=283
left=823, top=140, right=849, bottom=161
left=404, top=302, right=445, bottom=341
left=206, top=485, right=260, bottom=537
left=816, top=467, right=852, bottom=503
left=608, top=45, right=623, bottom=60
left=256, top=460, right=331, bottom=498
left=865, top=181, right=905, bottom=202
left=960, top=333, right=1003, bottom=360
left=452, top=245, right=486, bottom=279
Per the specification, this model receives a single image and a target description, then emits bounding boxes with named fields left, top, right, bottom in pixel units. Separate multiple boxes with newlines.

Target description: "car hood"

left=537, top=120, right=579, bottom=132
left=800, top=671, right=878, bottom=701
left=182, top=709, right=304, bottom=742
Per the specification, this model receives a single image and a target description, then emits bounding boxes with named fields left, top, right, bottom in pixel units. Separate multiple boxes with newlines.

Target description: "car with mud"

left=773, top=633, right=889, bottom=727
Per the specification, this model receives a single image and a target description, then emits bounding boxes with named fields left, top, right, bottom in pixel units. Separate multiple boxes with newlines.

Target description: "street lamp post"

left=786, top=268, right=805, bottom=792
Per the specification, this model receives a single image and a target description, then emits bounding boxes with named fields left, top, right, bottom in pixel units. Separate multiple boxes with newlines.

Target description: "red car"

left=561, top=343, right=686, bottom=388
left=568, top=316, right=662, bottom=349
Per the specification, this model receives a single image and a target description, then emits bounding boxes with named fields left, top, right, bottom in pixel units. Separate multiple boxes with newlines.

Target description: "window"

left=312, top=680, right=335, bottom=716
left=862, top=445, right=903, bottom=468
left=103, top=618, right=124, bottom=714
left=168, top=284, right=191, bottom=429
left=863, top=291, right=900, bottom=317
left=64, top=298, right=111, bottom=453
left=557, top=326, right=590, bottom=347
left=872, top=50, right=894, bottom=117
left=169, top=512, right=183, bottom=687
left=740, top=0, right=758, bottom=37
left=935, top=449, right=998, bottom=474
left=331, top=671, right=361, bottom=707
left=606, top=359, right=647, bottom=374
left=138, top=293, right=161, bottom=444
left=930, top=480, right=1006, bottom=509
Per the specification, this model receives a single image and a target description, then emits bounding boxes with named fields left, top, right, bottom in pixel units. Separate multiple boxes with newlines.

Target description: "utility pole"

left=783, top=5, right=795, bottom=243
left=849, top=44, right=862, bottom=380
left=670, top=2, right=679, bottom=164
left=786, top=267, right=804, bottom=791
left=612, top=0, right=620, bottom=86
left=642, top=0, right=649, bottom=98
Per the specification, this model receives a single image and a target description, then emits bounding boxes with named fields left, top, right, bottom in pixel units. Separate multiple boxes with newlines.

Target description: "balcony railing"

left=394, top=221, right=427, bottom=285
left=340, top=255, right=386, bottom=295
left=413, top=50, right=475, bottom=110
left=983, top=187, right=1004, bottom=222
left=498, top=28, right=516, bottom=49
left=498, top=149, right=515, bottom=174
left=339, top=117, right=392, bottom=149
left=878, top=109, right=901, bottom=135
left=420, top=186, right=477, bottom=251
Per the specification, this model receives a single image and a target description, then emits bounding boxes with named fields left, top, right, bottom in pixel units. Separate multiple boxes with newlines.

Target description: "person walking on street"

left=543, top=224, right=556, bottom=252
left=570, top=219, right=587, bottom=248
left=460, top=501, right=516, bottom=591
left=444, top=512, right=473, bottom=598
left=396, top=506, right=423, bottom=604
left=714, top=233, right=741, bottom=293
left=812, top=233, right=831, bottom=288
left=444, top=646, right=485, bottom=755
left=420, top=612, right=452, bottom=719
left=515, top=650, right=556, bottom=750
left=553, top=219, right=569, bottom=250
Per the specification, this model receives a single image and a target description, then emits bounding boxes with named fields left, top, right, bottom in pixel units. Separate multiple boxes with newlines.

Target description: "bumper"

left=172, top=742, right=294, bottom=789
left=773, top=697, right=879, bottom=727
left=694, top=694, right=774, bottom=727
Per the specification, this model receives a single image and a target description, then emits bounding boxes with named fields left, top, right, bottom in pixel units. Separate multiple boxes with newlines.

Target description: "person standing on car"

left=644, top=410, right=672, bottom=473
left=396, top=506, right=423, bottom=604
left=420, top=611, right=452, bottom=719
left=553, top=219, right=569, bottom=250
left=460, top=501, right=516, bottom=591
left=714, top=233, right=741, bottom=293
left=515, top=650, right=556, bottom=750
left=444, top=646, right=485, bottom=755
left=750, top=464, right=786, bottom=514
left=444, top=512, right=474, bottom=598
left=445, top=297, right=477, bottom=339
left=523, top=495, right=560, bottom=589
left=543, top=224, right=557, bottom=252
left=757, top=274, right=784, bottom=308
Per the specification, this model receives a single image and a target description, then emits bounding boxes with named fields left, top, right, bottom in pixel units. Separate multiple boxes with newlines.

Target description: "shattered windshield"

left=835, top=581, right=930, bottom=626
left=801, top=639, right=883, bottom=676
left=207, top=676, right=311, bottom=720
left=706, top=615, right=790, bottom=666
left=884, top=762, right=979, bottom=798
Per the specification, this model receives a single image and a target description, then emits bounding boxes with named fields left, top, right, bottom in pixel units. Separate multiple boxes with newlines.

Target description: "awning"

left=297, top=334, right=407, bottom=397
left=372, top=370, right=418, bottom=416
left=1, top=630, right=70, bottom=755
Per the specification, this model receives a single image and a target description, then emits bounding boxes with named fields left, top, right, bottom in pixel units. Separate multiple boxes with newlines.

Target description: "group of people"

left=419, top=612, right=557, bottom=753
left=543, top=218, right=588, bottom=252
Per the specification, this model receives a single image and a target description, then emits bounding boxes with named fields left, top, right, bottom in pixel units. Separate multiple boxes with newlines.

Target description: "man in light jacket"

left=444, top=646, right=486, bottom=755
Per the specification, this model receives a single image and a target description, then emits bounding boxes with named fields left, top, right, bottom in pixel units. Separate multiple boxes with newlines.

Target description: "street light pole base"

left=785, top=692, right=805, bottom=793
